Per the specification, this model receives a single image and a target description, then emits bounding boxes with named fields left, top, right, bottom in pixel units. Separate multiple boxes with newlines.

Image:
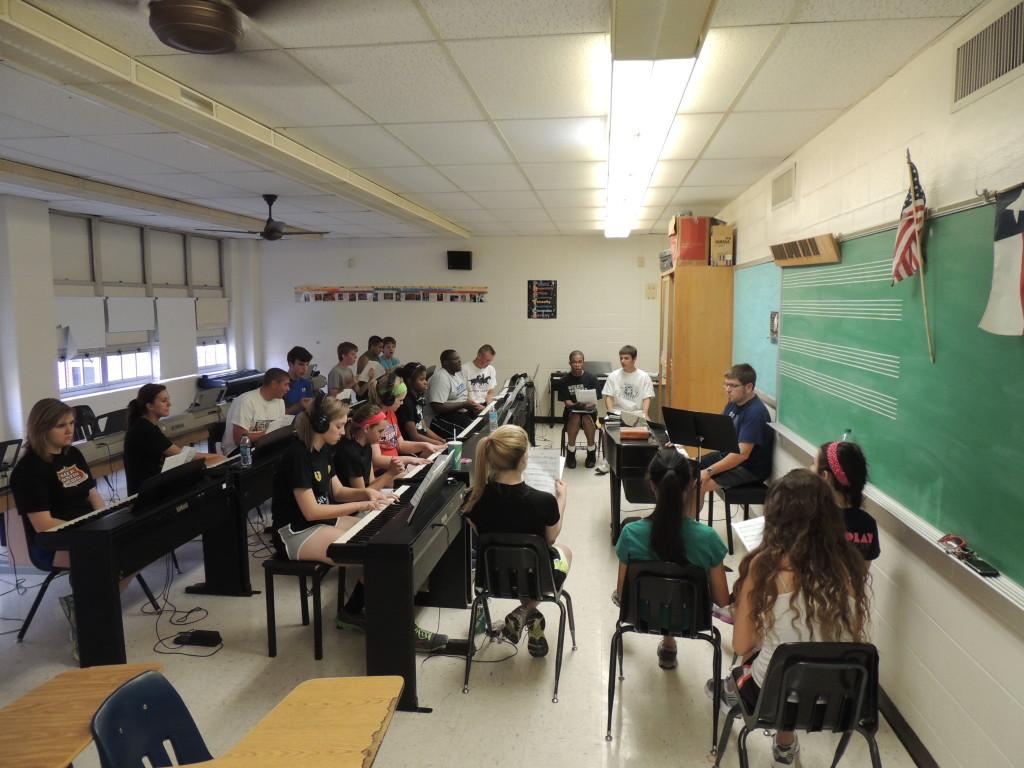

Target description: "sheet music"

left=162, top=446, right=196, bottom=472
left=575, top=388, right=598, bottom=404
left=731, top=516, right=765, bottom=552
left=523, top=447, right=564, bottom=495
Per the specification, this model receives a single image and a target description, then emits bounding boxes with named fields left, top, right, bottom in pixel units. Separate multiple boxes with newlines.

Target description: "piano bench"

left=703, top=481, right=768, bottom=555
left=263, top=557, right=335, bottom=661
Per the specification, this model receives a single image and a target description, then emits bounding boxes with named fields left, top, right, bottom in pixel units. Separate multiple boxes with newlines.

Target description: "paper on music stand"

left=162, top=446, right=197, bottom=473
left=523, top=447, right=564, bottom=495
left=731, top=516, right=765, bottom=552
left=575, top=388, right=598, bottom=404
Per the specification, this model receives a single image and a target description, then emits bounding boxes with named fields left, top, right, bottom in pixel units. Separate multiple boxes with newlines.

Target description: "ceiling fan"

left=199, top=194, right=328, bottom=241
left=120, top=0, right=283, bottom=54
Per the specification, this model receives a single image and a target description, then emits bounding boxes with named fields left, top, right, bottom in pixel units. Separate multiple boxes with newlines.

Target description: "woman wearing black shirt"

left=123, top=383, right=214, bottom=495
left=397, top=363, right=446, bottom=446
left=463, top=424, right=570, bottom=657
left=271, top=395, right=388, bottom=563
left=334, top=403, right=402, bottom=490
left=811, top=441, right=880, bottom=563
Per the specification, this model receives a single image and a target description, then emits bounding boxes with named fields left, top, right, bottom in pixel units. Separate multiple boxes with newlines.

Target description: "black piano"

left=603, top=424, right=659, bottom=544
left=327, top=453, right=470, bottom=712
left=36, top=460, right=244, bottom=667
left=197, top=368, right=263, bottom=400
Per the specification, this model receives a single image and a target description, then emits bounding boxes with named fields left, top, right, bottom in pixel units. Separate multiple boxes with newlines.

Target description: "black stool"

left=263, top=556, right=334, bottom=660
left=703, top=481, right=768, bottom=554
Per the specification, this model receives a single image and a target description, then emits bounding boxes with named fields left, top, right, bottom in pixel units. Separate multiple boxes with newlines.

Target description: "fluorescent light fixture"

left=604, top=58, right=694, bottom=238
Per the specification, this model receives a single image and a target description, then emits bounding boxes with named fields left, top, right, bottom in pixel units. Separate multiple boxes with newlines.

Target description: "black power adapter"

left=174, top=629, right=222, bottom=647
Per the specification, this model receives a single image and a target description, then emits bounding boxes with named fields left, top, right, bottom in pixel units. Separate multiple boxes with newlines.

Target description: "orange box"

left=667, top=216, right=710, bottom=265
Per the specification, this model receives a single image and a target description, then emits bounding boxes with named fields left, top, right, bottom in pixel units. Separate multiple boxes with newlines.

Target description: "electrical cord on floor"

left=146, top=553, right=222, bottom=657
left=246, top=512, right=274, bottom=559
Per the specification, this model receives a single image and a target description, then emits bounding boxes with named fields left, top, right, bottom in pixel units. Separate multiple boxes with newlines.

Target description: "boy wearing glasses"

left=699, top=363, right=773, bottom=495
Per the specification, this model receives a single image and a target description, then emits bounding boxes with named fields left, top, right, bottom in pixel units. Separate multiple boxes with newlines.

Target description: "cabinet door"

left=658, top=274, right=674, bottom=408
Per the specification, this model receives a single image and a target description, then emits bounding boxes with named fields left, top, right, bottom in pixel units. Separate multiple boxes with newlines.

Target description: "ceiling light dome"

left=148, top=0, right=243, bottom=54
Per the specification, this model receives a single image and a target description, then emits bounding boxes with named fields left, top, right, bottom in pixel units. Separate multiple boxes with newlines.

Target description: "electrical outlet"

left=645, top=283, right=657, bottom=299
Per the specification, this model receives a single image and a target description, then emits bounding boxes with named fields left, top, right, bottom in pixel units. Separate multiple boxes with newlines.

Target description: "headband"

left=390, top=380, right=407, bottom=399
left=354, top=411, right=387, bottom=428
left=826, top=442, right=849, bottom=487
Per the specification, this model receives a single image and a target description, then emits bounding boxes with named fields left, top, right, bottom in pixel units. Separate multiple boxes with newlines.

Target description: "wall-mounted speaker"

left=447, top=250, right=472, bottom=270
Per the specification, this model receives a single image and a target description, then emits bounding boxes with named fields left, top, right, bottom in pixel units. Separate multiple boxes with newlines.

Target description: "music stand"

left=661, top=407, right=739, bottom=468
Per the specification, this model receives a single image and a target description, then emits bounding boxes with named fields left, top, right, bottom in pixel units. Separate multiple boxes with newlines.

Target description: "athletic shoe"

left=610, top=590, right=621, bottom=607
left=501, top=605, right=529, bottom=644
left=594, top=461, right=610, bottom=475
left=526, top=610, right=548, bottom=657
left=58, top=594, right=78, bottom=663
left=336, top=607, right=366, bottom=632
left=772, top=735, right=800, bottom=766
left=585, top=449, right=597, bottom=468
left=472, top=609, right=503, bottom=636
left=414, top=625, right=448, bottom=652
left=704, top=677, right=740, bottom=717
left=564, top=451, right=577, bottom=469
left=657, top=640, right=677, bottom=670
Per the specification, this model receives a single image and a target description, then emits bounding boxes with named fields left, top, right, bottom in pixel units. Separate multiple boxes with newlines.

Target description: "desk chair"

left=702, top=481, right=768, bottom=554
left=606, top=561, right=723, bottom=752
left=91, top=670, right=212, bottom=768
left=73, top=405, right=103, bottom=442
left=263, top=555, right=335, bottom=660
left=97, top=408, right=128, bottom=435
left=207, top=420, right=226, bottom=453
left=464, top=533, right=576, bottom=703
left=713, top=642, right=882, bottom=768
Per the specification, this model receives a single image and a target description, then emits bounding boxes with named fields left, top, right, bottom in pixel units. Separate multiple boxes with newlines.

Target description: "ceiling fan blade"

left=195, top=228, right=264, bottom=234
left=283, top=231, right=330, bottom=236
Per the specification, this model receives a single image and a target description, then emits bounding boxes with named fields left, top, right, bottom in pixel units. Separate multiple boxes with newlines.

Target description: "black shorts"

left=699, top=452, right=764, bottom=489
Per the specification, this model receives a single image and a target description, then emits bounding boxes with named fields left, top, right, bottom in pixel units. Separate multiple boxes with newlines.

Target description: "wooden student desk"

left=0, top=663, right=160, bottom=768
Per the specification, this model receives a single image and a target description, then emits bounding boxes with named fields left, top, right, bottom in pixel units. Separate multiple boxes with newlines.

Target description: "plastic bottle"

left=488, top=407, right=498, bottom=433
left=239, top=434, right=253, bottom=468
left=841, top=427, right=852, bottom=442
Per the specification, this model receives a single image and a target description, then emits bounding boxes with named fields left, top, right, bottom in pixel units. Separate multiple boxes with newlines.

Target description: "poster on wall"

left=294, top=285, right=488, bottom=304
left=527, top=280, right=557, bottom=319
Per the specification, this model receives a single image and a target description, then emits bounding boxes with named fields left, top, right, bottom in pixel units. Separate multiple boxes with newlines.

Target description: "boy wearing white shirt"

left=604, top=345, right=654, bottom=418
left=462, top=344, right=497, bottom=404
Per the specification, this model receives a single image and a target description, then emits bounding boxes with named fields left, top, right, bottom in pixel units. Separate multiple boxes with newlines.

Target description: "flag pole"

left=907, top=149, right=936, bottom=363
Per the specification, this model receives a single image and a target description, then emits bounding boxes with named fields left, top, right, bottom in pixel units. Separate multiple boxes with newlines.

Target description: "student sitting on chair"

left=283, top=345, right=316, bottom=415
left=812, top=441, right=879, bottom=563
left=221, top=368, right=290, bottom=456
left=462, top=344, right=497, bottom=405
left=698, top=364, right=773, bottom=497
left=604, top=345, right=654, bottom=419
left=379, top=336, right=401, bottom=372
left=463, top=425, right=570, bottom=657
left=425, top=349, right=482, bottom=439
left=326, top=341, right=358, bottom=400
left=334, top=403, right=403, bottom=491
left=366, top=373, right=440, bottom=465
left=270, top=395, right=388, bottom=565
left=558, top=349, right=601, bottom=469
left=396, top=362, right=447, bottom=447
left=708, top=469, right=870, bottom=766
left=614, top=449, right=730, bottom=669
left=123, top=383, right=216, bottom=495
left=10, top=399, right=130, bottom=659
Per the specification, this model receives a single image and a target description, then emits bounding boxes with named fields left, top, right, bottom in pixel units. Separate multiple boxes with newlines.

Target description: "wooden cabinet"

left=657, top=265, right=734, bottom=415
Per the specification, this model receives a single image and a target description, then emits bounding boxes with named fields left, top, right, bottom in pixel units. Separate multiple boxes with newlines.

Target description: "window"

left=106, top=348, right=154, bottom=384
left=197, top=340, right=228, bottom=370
left=57, top=348, right=156, bottom=394
left=57, top=355, right=104, bottom=392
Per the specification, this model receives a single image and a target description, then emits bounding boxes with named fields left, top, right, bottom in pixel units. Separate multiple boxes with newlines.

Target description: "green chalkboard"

left=778, top=203, right=1024, bottom=585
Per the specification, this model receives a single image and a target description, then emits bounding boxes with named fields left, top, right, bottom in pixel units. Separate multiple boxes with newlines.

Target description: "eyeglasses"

left=722, top=382, right=745, bottom=390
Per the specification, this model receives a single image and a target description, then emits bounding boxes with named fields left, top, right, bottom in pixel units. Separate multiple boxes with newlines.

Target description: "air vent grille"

left=954, top=2, right=1024, bottom=103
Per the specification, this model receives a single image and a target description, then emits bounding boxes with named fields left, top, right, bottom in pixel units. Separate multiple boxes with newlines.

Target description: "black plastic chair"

left=607, top=561, right=723, bottom=752
left=97, top=408, right=128, bottom=435
left=16, top=513, right=161, bottom=642
left=263, top=555, right=335, bottom=660
left=559, top=410, right=602, bottom=459
left=91, top=670, right=212, bottom=768
left=703, top=481, right=767, bottom=554
left=713, top=642, right=882, bottom=768
left=73, top=405, right=102, bottom=442
left=463, top=533, right=576, bottom=703
left=207, top=420, right=226, bottom=453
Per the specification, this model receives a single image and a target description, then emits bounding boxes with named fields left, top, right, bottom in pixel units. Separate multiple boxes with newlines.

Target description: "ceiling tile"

left=85, top=133, right=259, bottom=173
left=702, top=110, right=840, bottom=159
left=280, top=125, right=423, bottom=167
left=643, top=188, right=676, bottom=207
left=201, top=171, right=326, bottom=196
left=293, top=43, right=484, bottom=123
left=671, top=185, right=748, bottom=206
left=0, top=113, right=61, bottom=140
left=353, top=166, right=458, bottom=194
left=735, top=19, right=956, bottom=111
left=468, top=190, right=542, bottom=209
left=138, top=51, right=371, bottom=129
left=650, top=160, right=695, bottom=187
left=436, top=164, right=531, bottom=192
left=509, top=221, right=560, bottom=235
left=538, top=189, right=606, bottom=208
left=520, top=162, right=607, bottom=190
left=490, top=209, right=553, bottom=223
left=0, top=181, right=74, bottom=201
left=710, top=0, right=800, bottom=27
left=794, top=0, right=980, bottom=22
left=498, top=118, right=607, bottom=162
left=447, top=209, right=499, bottom=224
left=422, top=0, right=608, bottom=38
left=449, top=35, right=610, bottom=119
left=468, top=223, right=515, bottom=235
left=662, top=113, right=724, bottom=159
left=384, top=122, right=513, bottom=165
left=286, top=195, right=371, bottom=214
left=255, top=0, right=433, bottom=47
left=404, top=192, right=482, bottom=210
left=128, top=174, right=250, bottom=199
left=547, top=207, right=605, bottom=222
left=684, top=159, right=779, bottom=187
left=0, top=137, right=177, bottom=175
left=679, top=26, right=781, bottom=113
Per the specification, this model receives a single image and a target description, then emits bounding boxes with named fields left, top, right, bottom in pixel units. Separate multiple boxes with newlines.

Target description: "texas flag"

left=979, top=185, right=1024, bottom=336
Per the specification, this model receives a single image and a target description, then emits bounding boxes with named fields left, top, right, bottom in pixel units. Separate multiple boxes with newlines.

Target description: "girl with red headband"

left=335, top=403, right=404, bottom=491
left=812, top=441, right=880, bottom=562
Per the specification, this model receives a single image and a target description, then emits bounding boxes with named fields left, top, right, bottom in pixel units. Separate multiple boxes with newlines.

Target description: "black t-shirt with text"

left=557, top=371, right=602, bottom=405
left=335, top=438, right=373, bottom=486
left=465, top=482, right=559, bottom=537
left=11, top=446, right=96, bottom=545
left=843, top=507, right=880, bottom=561
left=123, top=418, right=173, bottom=495
left=271, top=438, right=335, bottom=533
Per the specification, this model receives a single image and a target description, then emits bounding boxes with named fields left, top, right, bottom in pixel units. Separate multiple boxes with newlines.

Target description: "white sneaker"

left=772, top=735, right=800, bottom=766
left=58, top=594, right=78, bottom=663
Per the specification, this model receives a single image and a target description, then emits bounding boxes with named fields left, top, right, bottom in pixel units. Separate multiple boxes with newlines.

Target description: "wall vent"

left=771, top=165, right=795, bottom=209
left=770, top=233, right=840, bottom=268
left=954, top=2, right=1024, bottom=105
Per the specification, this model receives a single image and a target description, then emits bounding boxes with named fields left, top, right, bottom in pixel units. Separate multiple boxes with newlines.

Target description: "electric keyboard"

left=398, top=450, right=445, bottom=482
left=333, top=485, right=411, bottom=545
left=47, top=494, right=138, bottom=531
left=458, top=416, right=483, bottom=439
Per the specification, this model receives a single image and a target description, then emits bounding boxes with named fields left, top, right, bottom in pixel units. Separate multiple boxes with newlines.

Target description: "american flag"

left=891, top=157, right=926, bottom=283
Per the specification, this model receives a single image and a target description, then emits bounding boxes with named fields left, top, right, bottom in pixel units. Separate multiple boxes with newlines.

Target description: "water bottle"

left=239, top=434, right=253, bottom=468
left=488, top=407, right=498, bottom=433
left=841, top=427, right=852, bottom=442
